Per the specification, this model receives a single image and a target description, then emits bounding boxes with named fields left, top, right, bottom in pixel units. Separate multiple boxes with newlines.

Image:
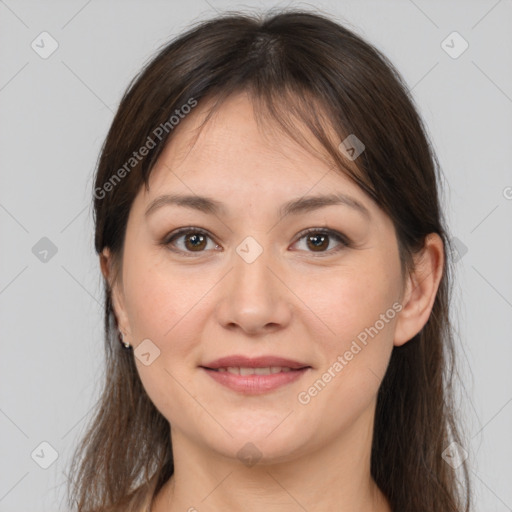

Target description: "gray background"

left=1, top=0, right=511, bottom=510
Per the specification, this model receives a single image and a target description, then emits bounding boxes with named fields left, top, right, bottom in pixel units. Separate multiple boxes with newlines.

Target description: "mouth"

left=199, top=356, right=312, bottom=394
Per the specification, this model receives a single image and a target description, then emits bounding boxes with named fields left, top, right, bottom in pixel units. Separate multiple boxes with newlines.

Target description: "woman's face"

left=107, top=92, right=407, bottom=464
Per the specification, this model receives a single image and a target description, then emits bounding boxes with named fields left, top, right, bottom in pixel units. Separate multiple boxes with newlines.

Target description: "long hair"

left=66, top=9, right=472, bottom=511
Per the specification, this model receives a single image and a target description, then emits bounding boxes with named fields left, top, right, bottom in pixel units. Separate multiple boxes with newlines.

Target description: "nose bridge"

left=215, top=234, right=292, bottom=333
left=234, top=236, right=273, bottom=292
left=232, top=234, right=278, bottom=305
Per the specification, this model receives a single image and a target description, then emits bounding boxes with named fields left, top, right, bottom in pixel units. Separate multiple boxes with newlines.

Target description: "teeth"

left=219, top=366, right=295, bottom=375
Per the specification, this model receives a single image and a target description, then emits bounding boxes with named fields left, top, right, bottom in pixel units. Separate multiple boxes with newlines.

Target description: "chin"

left=206, top=427, right=311, bottom=466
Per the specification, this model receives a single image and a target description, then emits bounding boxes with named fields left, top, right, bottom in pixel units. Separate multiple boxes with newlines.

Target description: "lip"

left=199, top=354, right=312, bottom=395
left=201, top=366, right=311, bottom=394
left=202, top=355, right=310, bottom=370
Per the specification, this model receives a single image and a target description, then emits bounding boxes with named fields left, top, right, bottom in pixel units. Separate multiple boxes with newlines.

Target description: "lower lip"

left=201, top=367, right=310, bottom=394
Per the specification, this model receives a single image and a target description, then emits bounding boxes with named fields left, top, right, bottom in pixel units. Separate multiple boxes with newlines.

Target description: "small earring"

left=119, top=331, right=131, bottom=349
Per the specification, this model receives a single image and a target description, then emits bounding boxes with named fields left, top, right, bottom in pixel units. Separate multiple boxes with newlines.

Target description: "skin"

left=101, top=92, right=444, bottom=512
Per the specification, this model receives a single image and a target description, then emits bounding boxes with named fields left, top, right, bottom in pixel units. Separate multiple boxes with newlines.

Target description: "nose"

left=214, top=243, right=292, bottom=336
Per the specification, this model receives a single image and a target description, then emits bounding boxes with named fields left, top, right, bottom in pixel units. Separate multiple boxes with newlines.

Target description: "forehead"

left=135, top=92, right=374, bottom=216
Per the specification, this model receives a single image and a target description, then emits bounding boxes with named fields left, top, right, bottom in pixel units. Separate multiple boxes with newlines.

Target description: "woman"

left=67, top=9, right=472, bottom=512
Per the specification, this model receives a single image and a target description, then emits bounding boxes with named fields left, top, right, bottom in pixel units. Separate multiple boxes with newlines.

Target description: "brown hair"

left=66, top=8, right=472, bottom=511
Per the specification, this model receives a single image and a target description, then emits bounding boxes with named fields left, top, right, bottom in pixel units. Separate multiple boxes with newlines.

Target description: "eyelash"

left=161, top=226, right=351, bottom=257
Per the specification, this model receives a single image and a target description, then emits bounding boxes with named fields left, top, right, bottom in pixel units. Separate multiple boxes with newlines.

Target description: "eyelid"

left=162, top=226, right=351, bottom=256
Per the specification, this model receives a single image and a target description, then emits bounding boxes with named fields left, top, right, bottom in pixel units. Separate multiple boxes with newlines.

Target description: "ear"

left=394, top=233, right=445, bottom=347
left=100, top=247, right=132, bottom=340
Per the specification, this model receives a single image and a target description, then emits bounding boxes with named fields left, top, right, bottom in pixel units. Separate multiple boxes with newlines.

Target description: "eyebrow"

left=144, top=192, right=371, bottom=220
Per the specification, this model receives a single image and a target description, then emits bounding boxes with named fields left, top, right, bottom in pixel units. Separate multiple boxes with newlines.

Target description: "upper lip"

left=201, top=355, right=311, bottom=370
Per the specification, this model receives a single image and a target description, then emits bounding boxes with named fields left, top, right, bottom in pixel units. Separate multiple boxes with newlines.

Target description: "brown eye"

left=293, top=228, right=350, bottom=255
left=164, top=228, right=220, bottom=256
left=183, top=232, right=207, bottom=251
left=306, top=233, right=330, bottom=251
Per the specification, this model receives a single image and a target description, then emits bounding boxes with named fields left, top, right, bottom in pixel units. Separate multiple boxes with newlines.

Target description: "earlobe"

left=393, top=233, right=444, bottom=347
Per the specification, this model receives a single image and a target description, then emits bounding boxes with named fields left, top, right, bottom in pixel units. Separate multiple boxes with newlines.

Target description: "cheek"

left=123, top=250, right=210, bottom=341
left=294, top=260, right=400, bottom=346
left=122, top=256, right=217, bottom=421
left=292, top=260, right=399, bottom=410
